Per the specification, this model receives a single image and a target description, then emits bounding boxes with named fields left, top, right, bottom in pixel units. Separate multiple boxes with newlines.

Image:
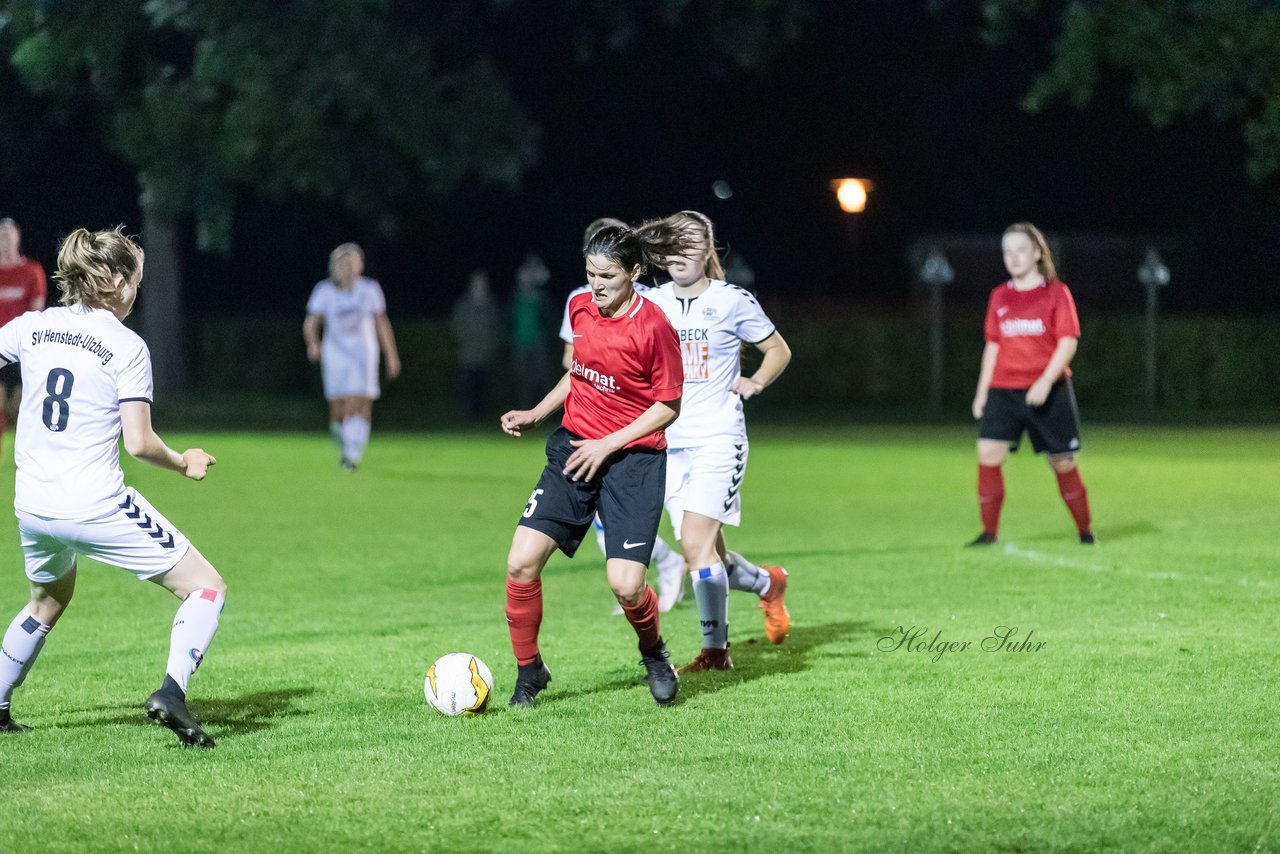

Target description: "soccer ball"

left=424, top=653, right=494, bottom=716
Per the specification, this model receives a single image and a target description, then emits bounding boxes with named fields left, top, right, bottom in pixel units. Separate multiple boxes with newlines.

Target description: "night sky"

left=2, top=2, right=1277, bottom=317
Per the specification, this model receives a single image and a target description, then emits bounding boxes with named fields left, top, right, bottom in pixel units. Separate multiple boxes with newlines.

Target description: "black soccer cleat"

left=340, top=458, right=358, bottom=472
left=0, top=710, right=29, bottom=733
left=1079, top=530, right=1096, bottom=545
left=639, top=640, right=679, bottom=706
left=966, top=532, right=998, bottom=547
left=508, top=656, right=552, bottom=707
left=145, top=690, right=215, bottom=748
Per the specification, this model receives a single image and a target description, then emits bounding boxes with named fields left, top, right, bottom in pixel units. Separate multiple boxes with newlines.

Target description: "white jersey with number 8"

left=0, top=305, right=153, bottom=518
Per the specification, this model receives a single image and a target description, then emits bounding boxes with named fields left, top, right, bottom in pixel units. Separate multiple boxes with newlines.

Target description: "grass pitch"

left=0, top=425, right=1276, bottom=852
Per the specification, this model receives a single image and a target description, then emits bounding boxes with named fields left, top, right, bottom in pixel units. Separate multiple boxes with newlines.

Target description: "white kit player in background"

left=303, top=242, right=401, bottom=471
left=0, top=227, right=227, bottom=747
left=560, top=218, right=687, bottom=612
left=646, top=211, right=793, bottom=673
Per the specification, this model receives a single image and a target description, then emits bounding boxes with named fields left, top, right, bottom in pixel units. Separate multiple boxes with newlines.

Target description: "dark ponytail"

left=583, top=219, right=704, bottom=273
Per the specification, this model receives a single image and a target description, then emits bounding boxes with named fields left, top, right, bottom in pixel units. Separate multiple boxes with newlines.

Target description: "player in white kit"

left=559, top=219, right=687, bottom=612
left=0, top=227, right=226, bottom=747
left=303, top=243, right=401, bottom=470
left=646, top=211, right=792, bottom=672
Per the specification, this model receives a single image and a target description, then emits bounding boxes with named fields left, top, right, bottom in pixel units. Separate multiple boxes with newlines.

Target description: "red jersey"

left=562, top=291, right=682, bottom=451
left=0, top=258, right=47, bottom=327
left=984, top=279, right=1081, bottom=389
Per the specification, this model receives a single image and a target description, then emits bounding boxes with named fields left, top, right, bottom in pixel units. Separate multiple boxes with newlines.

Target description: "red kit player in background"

left=969, top=222, right=1095, bottom=546
left=500, top=222, right=700, bottom=709
left=0, top=218, right=48, bottom=446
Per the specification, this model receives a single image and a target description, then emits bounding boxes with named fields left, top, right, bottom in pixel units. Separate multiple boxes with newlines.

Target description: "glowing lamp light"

left=832, top=178, right=872, bottom=214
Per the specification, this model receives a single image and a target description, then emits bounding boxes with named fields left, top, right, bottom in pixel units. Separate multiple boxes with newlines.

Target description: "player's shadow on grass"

left=1021, top=520, right=1159, bottom=543
left=64, top=687, right=315, bottom=739
left=534, top=621, right=879, bottom=708
left=674, top=620, right=878, bottom=703
left=194, top=687, right=316, bottom=737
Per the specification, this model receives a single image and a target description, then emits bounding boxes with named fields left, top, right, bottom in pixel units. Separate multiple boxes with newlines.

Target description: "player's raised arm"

left=120, top=401, right=215, bottom=480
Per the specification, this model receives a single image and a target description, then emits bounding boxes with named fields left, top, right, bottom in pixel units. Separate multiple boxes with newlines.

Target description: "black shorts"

left=0, top=362, right=20, bottom=388
left=517, top=426, right=666, bottom=565
left=980, top=378, right=1082, bottom=455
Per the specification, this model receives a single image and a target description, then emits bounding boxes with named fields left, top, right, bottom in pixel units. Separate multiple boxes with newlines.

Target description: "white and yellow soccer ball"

left=424, top=653, right=494, bottom=716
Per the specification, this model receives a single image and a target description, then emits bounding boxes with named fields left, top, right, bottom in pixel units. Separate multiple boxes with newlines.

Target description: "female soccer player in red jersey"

left=970, top=222, right=1094, bottom=546
left=500, top=222, right=698, bottom=708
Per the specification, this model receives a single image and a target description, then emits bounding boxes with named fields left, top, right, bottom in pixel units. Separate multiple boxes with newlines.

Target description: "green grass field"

left=0, top=425, right=1277, bottom=852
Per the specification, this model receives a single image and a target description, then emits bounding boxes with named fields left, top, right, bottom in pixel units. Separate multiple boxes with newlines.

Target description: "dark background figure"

left=0, top=217, right=47, bottom=433
left=510, top=252, right=553, bottom=408
left=450, top=269, right=502, bottom=421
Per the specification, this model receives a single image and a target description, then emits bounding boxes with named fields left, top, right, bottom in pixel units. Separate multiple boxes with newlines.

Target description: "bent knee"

left=977, top=444, right=1009, bottom=466
left=201, top=573, right=228, bottom=598
left=679, top=539, right=719, bottom=569
left=612, top=583, right=645, bottom=606
left=506, top=555, right=542, bottom=583
left=29, top=598, right=68, bottom=626
left=1048, top=454, right=1078, bottom=473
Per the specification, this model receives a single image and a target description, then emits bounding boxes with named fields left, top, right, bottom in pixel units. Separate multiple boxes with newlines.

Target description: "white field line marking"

left=1001, top=543, right=1273, bottom=589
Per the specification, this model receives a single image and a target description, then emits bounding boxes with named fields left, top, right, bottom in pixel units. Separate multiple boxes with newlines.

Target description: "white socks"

left=691, top=562, right=729, bottom=650
left=593, top=515, right=608, bottom=555
left=166, top=588, right=225, bottom=696
left=329, top=420, right=342, bottom=446
left=0, top=607, right=51, bottom=710
left=342, top=415, right=371, bottom=464
left=726, top=550, right=771, bottom=596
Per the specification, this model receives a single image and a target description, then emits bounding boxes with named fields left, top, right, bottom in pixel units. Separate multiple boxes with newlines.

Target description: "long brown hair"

left=662, top=210, right=726, bottom=280
left=583, top=219, right=705, bottom=275
left=54, top=226, right=143, bottom=309
left=1003, top=222, right=1057, bottom=281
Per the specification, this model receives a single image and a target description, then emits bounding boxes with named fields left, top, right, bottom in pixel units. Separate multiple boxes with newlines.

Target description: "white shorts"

left=18, top=489, right=193, bottom=584
left=664, top=439, right=748, bottom=540
left=322, top=352, right=380, bottom=400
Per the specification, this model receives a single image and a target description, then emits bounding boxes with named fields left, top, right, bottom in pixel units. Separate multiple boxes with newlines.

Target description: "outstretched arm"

left=501, top=372, right=572, bottom=437
left=120, top=401, right=215, bottom=479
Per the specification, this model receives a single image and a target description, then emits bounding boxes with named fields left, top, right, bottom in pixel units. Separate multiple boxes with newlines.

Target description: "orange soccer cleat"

left=759, top=566, right=790, bottom=644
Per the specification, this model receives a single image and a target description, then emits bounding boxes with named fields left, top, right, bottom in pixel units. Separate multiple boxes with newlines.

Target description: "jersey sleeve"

left=305, top=283, right=328, bottom=316
left=0, top=313, right=24, bottom=365
left=116, top=339, right=154, bottom=404
left=984, top=290, right=1001, bottom=343
left=731, top=288, right=776, bottom=345
left=559, top=294, right=574, bottom=343
left=367, top=280, right=387, bottom=315
left=1052, top=283, right=1082, bottom=339
left=29, top=262, right=47, bottom=309
left=647, top=314, right=684, bottom=402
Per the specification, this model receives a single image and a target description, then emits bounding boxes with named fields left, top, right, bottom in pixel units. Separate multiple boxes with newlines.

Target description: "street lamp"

left=919, top=246, right=955, bottom=417
left=832, top=178, right=872, bottom=214
left=1137, top=247, right=1170, bottom=409
left=831, top=178, right=873, bottom=291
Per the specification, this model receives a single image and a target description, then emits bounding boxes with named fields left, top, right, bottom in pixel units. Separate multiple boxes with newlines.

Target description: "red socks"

left=1055, top=467, right=1092, bottom=533
left=621, top=586, right=661, bottom=654
left=505, top=579, right=542, bottom=665
left=978, top=464, right=1005, bottom=537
